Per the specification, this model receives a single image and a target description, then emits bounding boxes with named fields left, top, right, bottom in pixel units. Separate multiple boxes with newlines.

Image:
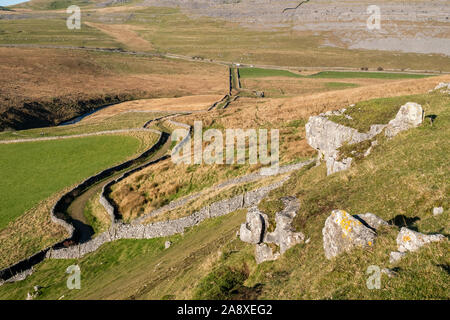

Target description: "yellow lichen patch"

left=403, top=235, right=411, bottom=242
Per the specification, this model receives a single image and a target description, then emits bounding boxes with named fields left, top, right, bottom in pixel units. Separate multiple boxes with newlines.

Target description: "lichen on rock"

left=322, top=210, right=379, bottom=259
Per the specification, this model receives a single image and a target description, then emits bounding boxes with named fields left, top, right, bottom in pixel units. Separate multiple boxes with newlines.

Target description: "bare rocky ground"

left=141, top=0, right=450, bottom=55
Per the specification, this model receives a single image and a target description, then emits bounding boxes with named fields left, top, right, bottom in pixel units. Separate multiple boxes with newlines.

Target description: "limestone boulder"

left=396, top=227, right=445, bottom=253
left=322, top=210, right=377, bottom=259
left=305, top=114, right=385, bottom=175
left=385, top=102, right=423, bottom=138
left=239, top=207, right=267, bottom=244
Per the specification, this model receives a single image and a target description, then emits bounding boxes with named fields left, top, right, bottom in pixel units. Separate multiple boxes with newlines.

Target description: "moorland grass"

left=0, top=135, right=140, bottom=229
left=239, top=68, right=432, bottom=80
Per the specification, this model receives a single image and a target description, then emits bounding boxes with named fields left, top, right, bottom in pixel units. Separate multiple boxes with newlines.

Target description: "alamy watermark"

left=171, top=121, right=280, bottom=175
left=366, top=5, right=381, bottom=30
left=366, top=265, right=381, bottom=289
left=66, top=265, right=81, bottom=290
left=66, top=5, right=81, bottom=30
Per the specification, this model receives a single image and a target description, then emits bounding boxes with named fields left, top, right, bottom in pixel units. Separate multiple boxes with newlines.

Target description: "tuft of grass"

left=193, top=265, right=248, bottom=300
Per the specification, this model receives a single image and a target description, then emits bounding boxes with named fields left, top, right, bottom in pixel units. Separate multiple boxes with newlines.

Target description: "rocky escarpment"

left=306, top=102, right=424, bottom=175
left=239, top=197, right=305, bottom=264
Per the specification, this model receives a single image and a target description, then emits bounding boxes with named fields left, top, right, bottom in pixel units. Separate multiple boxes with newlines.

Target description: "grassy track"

left=0, top=135, right=140, bottom=229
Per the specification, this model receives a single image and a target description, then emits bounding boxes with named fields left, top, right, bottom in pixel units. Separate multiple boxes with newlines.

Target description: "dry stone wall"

left=48, top=177, right=289, bottom=260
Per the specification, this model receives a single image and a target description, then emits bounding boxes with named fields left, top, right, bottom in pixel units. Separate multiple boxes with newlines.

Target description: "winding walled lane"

left=0, top=94, right=222, bottom=282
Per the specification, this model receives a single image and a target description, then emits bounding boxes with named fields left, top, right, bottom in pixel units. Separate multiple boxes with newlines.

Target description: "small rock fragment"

left=433, top=207, right=444, bottom=216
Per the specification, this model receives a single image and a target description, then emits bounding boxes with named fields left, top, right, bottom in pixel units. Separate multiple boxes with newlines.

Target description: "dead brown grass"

left=84, top=22, right=154, bottom=52
left=0, top=190, right=69, bottom=269
left=0, top=47, right=228, bottom=130
left=85, top=95, right=223, bottom=121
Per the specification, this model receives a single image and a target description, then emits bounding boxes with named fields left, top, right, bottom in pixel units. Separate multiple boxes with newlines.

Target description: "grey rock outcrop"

left=432, top=82, right=450, bottom=94
left=384, top=102, right=423, bottom=138
left=305, top=111, right=385, bottom=175
left=322, top=210, right=377, bottom=259
left=306, top=102, right=423, bottom=175
left=389, top=251, right=407, bottom=264
left=396, top=227, right=445, bottom=253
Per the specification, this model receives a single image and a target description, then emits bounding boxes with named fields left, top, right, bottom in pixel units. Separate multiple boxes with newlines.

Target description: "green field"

left=238, top=67, right=302, bottom=79
left=310, top=71, right=432, bottom=79
left=239, top=68, right=433, bottom=80
left=0, top=135, right=140, bottom=229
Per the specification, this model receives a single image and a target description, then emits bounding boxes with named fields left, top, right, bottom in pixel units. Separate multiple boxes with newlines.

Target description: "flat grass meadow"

left=0, top=135, right=140, bottom=229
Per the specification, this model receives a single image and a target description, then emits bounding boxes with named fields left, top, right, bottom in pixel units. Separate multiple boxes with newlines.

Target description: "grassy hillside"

left=1, top=91, right=447, bottom=299
left=0, top=135, right=140, bottom=229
